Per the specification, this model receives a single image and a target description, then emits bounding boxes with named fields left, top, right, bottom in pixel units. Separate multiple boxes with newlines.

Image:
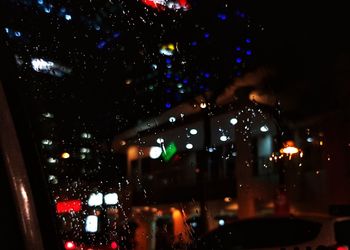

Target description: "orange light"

left=224, top=197, right=232, bottom=203
left=280, top=140, right=300, bottom=155
left=61, top=152, right=70, bottom=159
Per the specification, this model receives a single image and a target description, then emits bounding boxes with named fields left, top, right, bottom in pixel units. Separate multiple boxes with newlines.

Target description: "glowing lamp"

left=88, top=192, right=103, bottom=206
left=111, top=241, right=119, bottom=249
left=64, top=241, right=76, bottom=250
left=280, top=140, right=300, bottom=155
left=61, top=152, right=70, bottom=159
left=104, top=193, right=119, bottom=205
left=56, top=200, right=81, bottom=214
left=149, top=146, right=162, bottom=159
left=85, top=215, right=98, bottom=233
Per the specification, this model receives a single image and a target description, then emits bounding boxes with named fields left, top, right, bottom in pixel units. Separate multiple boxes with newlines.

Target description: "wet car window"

left=197, top=217, right=322, bottom=249
left=1, top=1, right=350, bottom=250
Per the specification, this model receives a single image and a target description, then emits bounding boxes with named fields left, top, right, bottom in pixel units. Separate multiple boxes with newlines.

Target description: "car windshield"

left=0, top=1, right=349, bottom=250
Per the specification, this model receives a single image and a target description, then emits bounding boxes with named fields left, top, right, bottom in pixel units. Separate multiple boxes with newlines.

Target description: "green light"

left=161, top=142, right=177, bottom=162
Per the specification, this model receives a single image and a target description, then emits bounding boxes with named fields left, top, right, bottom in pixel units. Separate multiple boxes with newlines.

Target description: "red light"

left=178, top=0, right=188, bottom=7
left=111, top=241, right=118, bottom=249
left=337, top=246, right=349, bottom=250
left=64, top=241, right=76, bottom=250
left=142, top=0, right=160, bottom=9
left=56, top=200, right=81, bottom=214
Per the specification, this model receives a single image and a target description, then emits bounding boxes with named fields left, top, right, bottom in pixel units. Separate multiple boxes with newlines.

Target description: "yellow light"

left=61, top=152, right=70, bottom=159
left=280, top=146, right=299, bottom=155
left=319, top=141, right=323, bottom=146
left=168, top=43, right=175, bottom=51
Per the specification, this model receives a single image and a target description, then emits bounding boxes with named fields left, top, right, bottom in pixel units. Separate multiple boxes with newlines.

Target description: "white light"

left=200, top=102, right=207, bottom=109
left=47, top=157, right=57, bottom=163
left=31, top=58, right=71, bottom=77
left=85, top=215, right=98, bottom=233
left=31, top=58, right=54, bottom=72
left=48, top=175, right=58, bottom=184
left=104, top=193, right=119, bottom=205
left=42, top=112, right=54, bottom=118
left=80, top=148, right=90, bottom=153
left=190, top=222, right=197, bottom=228
left=230, top=118, right=238, bottom=125
left=260, top=125, right=269, bottom=132
left=169, top=116, right=176, bottom=123
left=220, top=135, right=228, bottom=142
left=81, top=133, right=92, bottom=139
left=88, top=193, right=103, bottom=206
left=219, top=219, right=225, bottom=226
left=186, top=143, right=193, bottom=149
left=159, top=48, right=173, bottom=56
left=156, top=138, right=164, bottom=144
left=306, top=137, right=313, bottom=143
left=189, top=129, right=198, bottom=135
left=149, top=146, right=162, bottom=159
left=65, top=14, right=72, bottom=21
left=208, top=147, right=215, bottom=153
left=41, top=139, right=52, bottom=145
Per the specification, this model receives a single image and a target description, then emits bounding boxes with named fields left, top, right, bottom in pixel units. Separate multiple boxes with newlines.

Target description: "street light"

left=274, top=139, right=302, bottom=215
left=280, top=140, right=300, bottom=155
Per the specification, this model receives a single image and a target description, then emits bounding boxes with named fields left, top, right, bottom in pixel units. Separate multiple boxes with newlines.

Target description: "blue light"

left=113, top=32, right=120, bottom=38
left=236, top=58, right=242, bottom=64
left=246, top=50, right=252, bottom=55
left=204, top=33, right=210, bottom=39
left=60, top=7, right=66, bottom=13
left=165, top=58, right=171, bottom=64
left=165, top=103, right=171, bottom=109
left=183, top=79, right=189, bottom=84
left=37, top=0, right=44, bottom=4
left=97, top=40, right=107, bottom=49
left=165, top=73, right=172, bottom=79
left=217, top=13, right=227, bottom=21
left=204, top=73, right=210, bottom=78
left=175, top=75, right=180, bottom=81
left=245, top=38, right=251, bottom=43
left=199, top=85, right=204, bottom=90
left=165, top=88, right=171, bottom=93
left=65, top=14, right=72, bottom=21
left=236, top=47, right=241, bottom=51
left=44, top=6, right=51, bottom=13
left=191, top=41, right=198, bottom=46
left=14, top=31, right=21, bottom=37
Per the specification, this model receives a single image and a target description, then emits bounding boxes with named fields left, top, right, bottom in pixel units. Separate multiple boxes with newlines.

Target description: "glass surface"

left=1, top=1, right=350, bottom=249
left=196, top=217, right=322, bottom=249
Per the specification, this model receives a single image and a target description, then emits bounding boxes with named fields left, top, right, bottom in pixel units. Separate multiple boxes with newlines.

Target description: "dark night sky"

left=1, top=0, right=350, bottom=138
